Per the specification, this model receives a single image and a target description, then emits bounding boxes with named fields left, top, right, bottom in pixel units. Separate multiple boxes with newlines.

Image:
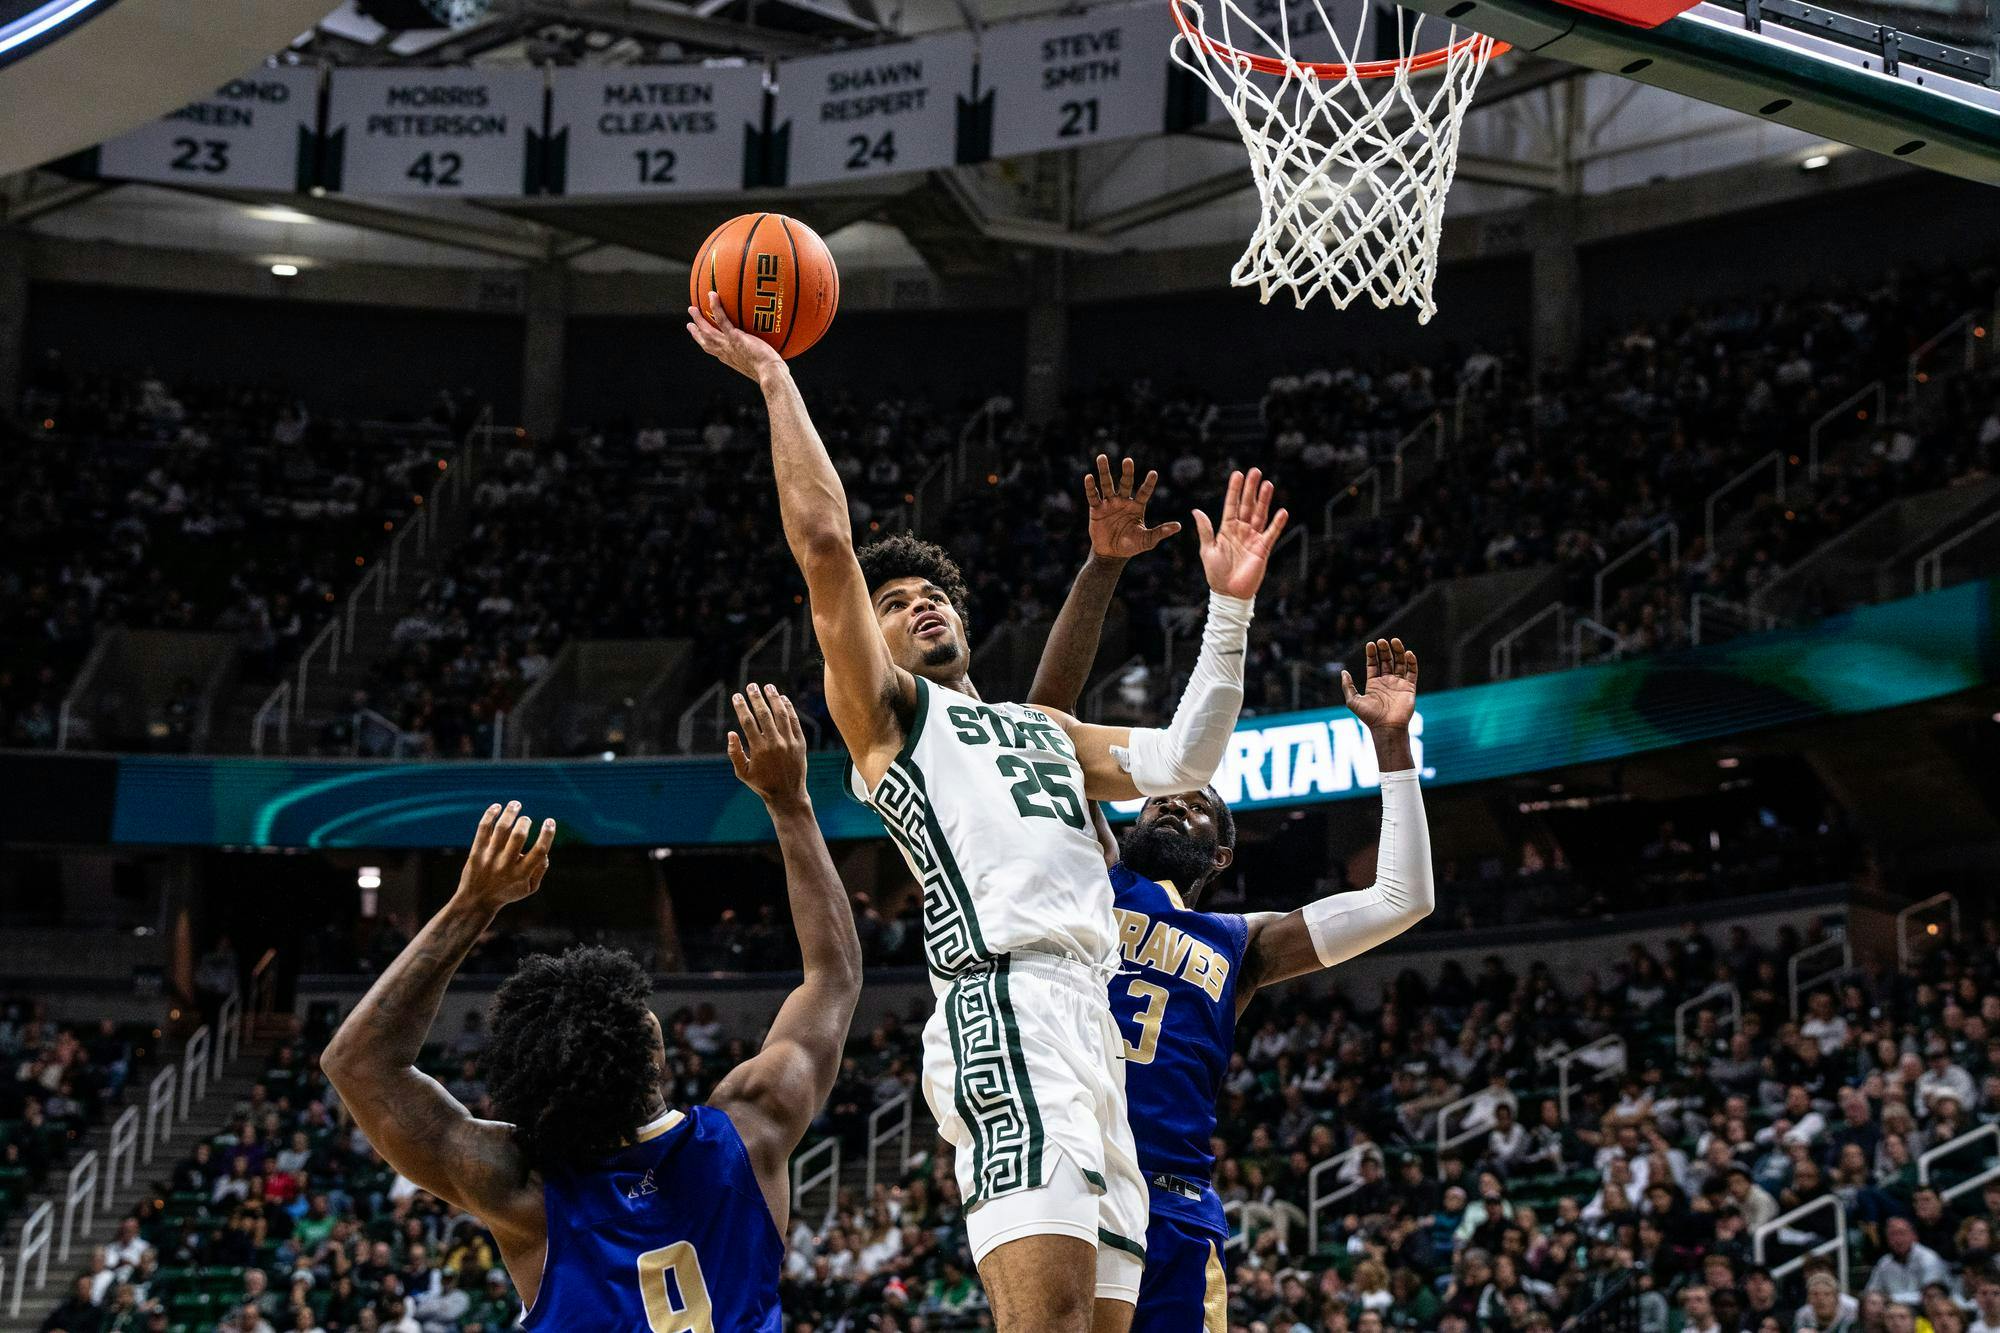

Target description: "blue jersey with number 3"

left=524, top=1104, right=783, bottom=1332
left=1107, top=863, right=1250, bottom=1237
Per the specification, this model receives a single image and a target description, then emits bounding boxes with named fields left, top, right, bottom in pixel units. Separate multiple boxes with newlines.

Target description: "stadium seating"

left=2, top=362, right=464, bottom=751
left=23, top=914, right=2000, bottom=1333
left=9, top=255, right=1996, bottom=757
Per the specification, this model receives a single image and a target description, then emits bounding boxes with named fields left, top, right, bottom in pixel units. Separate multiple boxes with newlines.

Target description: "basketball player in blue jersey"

left=1027, top=456, right=1438, bottom=1333
left=322, top=684, right=861, bottom=1332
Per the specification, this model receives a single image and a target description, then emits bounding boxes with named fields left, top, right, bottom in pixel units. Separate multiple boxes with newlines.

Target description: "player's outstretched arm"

left=1237, top=640, right=1433, bottom=1010
left=706, top=685, right=862, bottom=1234
left=1027, top=454, right=1180, bottom=713
left=1029, top=455, right=1180, bottom=863
left=321, top=804, right=552, bottom=1236
left=1054, top=467, right=1286, bottom=802
left=685, top=297, right=910, bottom=772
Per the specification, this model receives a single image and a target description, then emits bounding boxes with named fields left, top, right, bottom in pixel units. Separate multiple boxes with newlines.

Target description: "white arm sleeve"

left=1301, top=769, right=1434, bottom=967
left=1109, top=591, right=1252, bottom=796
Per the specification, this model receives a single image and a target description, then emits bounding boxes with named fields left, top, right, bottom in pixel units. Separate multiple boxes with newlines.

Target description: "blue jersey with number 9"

left=1107, top=863, right=1250, bottom=1236
left=524, top=1104, right=783, bottom=1332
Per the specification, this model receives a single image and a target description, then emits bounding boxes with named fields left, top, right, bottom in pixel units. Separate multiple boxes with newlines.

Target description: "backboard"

left=1396, top=0, right=2000, bottom=183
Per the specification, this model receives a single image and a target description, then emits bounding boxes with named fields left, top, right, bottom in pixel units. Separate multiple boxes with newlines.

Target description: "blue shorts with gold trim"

left=1132, top=1208, right=1228, bottom=1333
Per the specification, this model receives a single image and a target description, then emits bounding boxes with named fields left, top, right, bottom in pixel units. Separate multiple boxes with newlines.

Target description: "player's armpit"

left=806, top=553, right=914, bottom=782
left=331, top=1064, right=541, bottom=1237
left=1235, top=911, right=1319, bottom=1010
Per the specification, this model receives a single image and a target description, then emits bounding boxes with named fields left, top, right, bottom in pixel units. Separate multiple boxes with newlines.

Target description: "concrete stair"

left=208, top=440, right=496, bottom=756
left=0, top=1046, right=265, bottom=1333
left=796, top=1092, right=944, bottom=1232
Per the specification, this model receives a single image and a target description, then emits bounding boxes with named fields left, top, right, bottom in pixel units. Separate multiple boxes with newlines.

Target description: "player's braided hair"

left=856, top=534, right=972, bottom=634
left=483, top=946, right=660, bottom=1177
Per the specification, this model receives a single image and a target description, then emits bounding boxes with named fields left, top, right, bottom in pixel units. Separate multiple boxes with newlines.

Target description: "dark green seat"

left=169, top=1292, right=216, bottom=1318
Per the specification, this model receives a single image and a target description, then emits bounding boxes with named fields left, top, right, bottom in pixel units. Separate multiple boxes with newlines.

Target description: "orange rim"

left=1169, top=0, right=1509, bottom=78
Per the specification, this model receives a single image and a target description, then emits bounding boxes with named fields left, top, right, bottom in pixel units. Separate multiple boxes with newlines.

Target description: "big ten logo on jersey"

left=946, top=703, right=1087, bottom=829
left=944, top=704, right=1074, bottom=758
left=752, top=254, right=784, bottom=335
left=1115, top=909, right=1230, bottom=1001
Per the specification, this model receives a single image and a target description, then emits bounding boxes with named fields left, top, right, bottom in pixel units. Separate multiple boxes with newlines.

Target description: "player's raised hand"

left=456, top=800, right=555, bottom=910
left=687, top=292, right=784, bottom=382
left=1342, top=638, right=1419, bottom=733
left=1193, top=467, right=1289, bottom=600
left=728, top=683, right=810, bottom=808
left=1085, top=454, right=1181, bottom=560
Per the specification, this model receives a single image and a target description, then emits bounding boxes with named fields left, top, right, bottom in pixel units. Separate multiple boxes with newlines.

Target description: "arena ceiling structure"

left=1, top=0, right=1992, bottom=301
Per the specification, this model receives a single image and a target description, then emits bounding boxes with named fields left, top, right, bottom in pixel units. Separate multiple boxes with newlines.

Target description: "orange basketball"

left=690, top=212, right=839, bottom=360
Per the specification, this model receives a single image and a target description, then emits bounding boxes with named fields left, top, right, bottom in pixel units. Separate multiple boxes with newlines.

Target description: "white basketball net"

left=1170, top=0, right=1503, bottom=323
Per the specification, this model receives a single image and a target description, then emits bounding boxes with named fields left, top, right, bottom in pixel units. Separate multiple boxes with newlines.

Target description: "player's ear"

left=1212, top=844, right=1235, bottom=873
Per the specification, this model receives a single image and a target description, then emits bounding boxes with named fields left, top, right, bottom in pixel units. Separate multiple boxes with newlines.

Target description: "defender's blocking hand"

left=1085, top=454, right=1181, bottom=561
left=728, top=683, right=810, bottom=806
left=1342, top=638, right=1419, bottom=733
left=1194, top=467, right=1289, bottom=600
left=456, top=800, right=555, bottom=911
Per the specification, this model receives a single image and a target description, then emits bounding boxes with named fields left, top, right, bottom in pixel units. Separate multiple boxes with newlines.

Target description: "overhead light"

left=356, top=866, right=382, bottom=890
left=270, top=263, right=300, bottom=277
left=248, top=206, right=318, bottom=226
left=1801, top=154, right=1831, bottom=171
left=600, top=750, right=617, bottom=761
left=1717, top=756, right=1741, bottom=769
left=0, top=0, right=111, bottom=61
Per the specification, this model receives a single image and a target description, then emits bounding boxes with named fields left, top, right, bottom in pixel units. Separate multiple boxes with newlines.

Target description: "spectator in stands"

left=1799, top=1269, right=1859, bottom=1331
left=41, top=1274, right=104, bottom=1333
left=1679, top=1283, right=1723, bottom=1333
left=1919, top=1040, right=1978, bottom=1118
left=1866, top=1218, right=1955, bottom=1305
left=104, top=1217, right=151, bottom=1278
left=79, top=1246, right=117, bottom=1304
left=412, top=1267, right=468, bottom=1333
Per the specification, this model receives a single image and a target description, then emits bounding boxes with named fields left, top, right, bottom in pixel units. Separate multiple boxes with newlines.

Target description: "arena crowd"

left=28, top=915, right=2000, bottom=1333
left=7, top=258, right=1994, bottom=754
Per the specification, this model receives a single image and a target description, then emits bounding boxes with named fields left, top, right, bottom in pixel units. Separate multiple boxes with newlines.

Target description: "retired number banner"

left=96, top=67, right=321, bottom=192
left=770, top=32, right=976, bottom=187
left=324, top=68, right=545, bottom=197
left=545, top=64, right=765, bottom=195
left=978, top=2, right=1178, bottom=158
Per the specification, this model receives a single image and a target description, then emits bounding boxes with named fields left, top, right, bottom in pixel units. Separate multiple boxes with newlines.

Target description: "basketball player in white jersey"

left=689, top=297, right=1287, bottom=1333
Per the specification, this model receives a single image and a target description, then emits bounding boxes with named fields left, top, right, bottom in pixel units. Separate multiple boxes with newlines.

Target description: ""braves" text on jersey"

left=1115, top=909, right=1231, bottom=1001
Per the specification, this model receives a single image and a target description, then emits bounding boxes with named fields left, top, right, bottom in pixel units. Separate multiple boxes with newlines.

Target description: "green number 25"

left=995, top=756, right=1087, bottom=829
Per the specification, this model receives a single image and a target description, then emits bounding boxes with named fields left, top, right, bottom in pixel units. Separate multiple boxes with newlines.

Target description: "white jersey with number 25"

left=847, top=676, right=1117, bottom=988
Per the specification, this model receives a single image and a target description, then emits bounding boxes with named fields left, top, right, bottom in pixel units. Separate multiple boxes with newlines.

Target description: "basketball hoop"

left=1170, top=0, right=1509, bottom=323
